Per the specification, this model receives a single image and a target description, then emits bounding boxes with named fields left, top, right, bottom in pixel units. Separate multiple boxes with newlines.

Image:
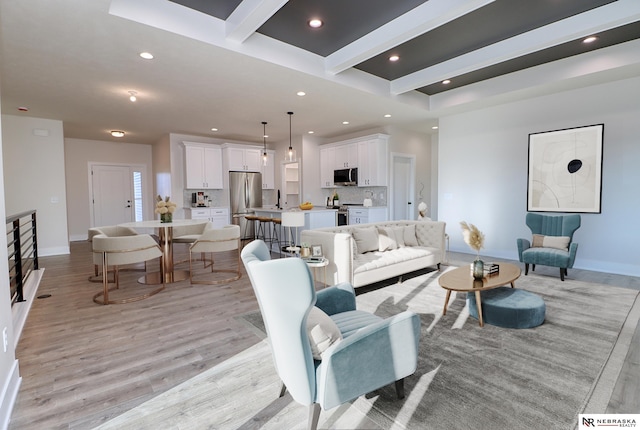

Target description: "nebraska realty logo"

left=579, top=414, right=639, bottom=428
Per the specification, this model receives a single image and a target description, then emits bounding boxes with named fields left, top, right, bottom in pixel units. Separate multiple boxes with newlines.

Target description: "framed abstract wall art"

left=527, top=124, right=604, bottom=213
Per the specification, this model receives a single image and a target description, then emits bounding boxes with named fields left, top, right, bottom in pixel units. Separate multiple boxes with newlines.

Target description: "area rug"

left=348, top=269, right=639, bottom=429
left=97, top=269, right=639, bottom=430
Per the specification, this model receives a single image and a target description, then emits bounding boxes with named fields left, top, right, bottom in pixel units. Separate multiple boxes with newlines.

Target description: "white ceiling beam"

left=390, top=0, right=640, bottom=94
left=226, top=0, right=289, bottom=43
left=325, top=0, right=495, bottom=75
left=429, top=39, right=640, bottom=114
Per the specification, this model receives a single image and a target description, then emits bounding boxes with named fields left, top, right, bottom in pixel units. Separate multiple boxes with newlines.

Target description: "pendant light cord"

left=287, top=111, right=294, bottom=159
left=262, top=121, right=268, bottom=165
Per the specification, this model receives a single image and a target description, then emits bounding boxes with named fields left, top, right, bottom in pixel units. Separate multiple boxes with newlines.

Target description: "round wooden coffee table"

left=438, top=262, right=521, bottom=327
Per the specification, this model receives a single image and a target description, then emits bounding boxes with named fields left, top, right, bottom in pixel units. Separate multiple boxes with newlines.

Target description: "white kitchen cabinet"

left=224, top=146, right=262, bottom=172
left=320, top=146, right=335, bottom=188
left=184, top=207, right=230, bottom=228
left=183, top=142, right=223, bottom=189
left=357, top=138, right=388, bottom=187
left=261, top=150, right=275, bottom=189
left=334, top=143, right=358, bottom=168
left=348, top=207, right=387, bottom=225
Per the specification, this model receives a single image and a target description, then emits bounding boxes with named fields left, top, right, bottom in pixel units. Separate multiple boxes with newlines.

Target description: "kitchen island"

left=250, top=207, right=337, bottom=254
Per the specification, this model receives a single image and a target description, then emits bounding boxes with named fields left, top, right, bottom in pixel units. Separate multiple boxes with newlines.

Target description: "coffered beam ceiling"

left=2, top=0, right=638, bottom=144
left=112, top=0, right=640, bottom=107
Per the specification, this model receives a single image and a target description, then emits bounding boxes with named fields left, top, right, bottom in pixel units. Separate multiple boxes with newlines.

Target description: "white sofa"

left=300, top=220, right=446, bottom=288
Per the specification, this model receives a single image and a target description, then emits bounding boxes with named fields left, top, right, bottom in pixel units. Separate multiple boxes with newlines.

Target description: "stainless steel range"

left=337, top=203, right=364, bottom=226
left=337, top=205, right=349, bottom=226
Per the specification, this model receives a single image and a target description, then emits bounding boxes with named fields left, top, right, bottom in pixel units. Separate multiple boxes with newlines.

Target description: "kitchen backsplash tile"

left=183, top=189, right=224, bottom=207
left=326, top=186, right=387, bottom=206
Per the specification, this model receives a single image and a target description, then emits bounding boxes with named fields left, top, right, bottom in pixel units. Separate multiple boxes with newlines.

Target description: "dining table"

left=119, top=218, right=208, bottom=284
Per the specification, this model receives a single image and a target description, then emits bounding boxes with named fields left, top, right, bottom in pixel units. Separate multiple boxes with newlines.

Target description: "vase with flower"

left=155, top=195, right=177, bottom=223
left=460, top=221, right=485, bottom=280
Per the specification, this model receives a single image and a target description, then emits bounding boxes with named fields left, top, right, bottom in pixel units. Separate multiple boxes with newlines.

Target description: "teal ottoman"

left=467, top=287, right=545, bottom=329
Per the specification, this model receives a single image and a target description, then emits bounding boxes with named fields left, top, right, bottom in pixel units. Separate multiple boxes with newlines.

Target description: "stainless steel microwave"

left=334, top=168, right=357, bottom=186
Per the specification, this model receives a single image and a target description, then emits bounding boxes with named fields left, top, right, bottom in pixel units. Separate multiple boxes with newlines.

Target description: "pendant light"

left=287, top=111, right=294, bottom=161
left=262, top=121, right=268, bottom=166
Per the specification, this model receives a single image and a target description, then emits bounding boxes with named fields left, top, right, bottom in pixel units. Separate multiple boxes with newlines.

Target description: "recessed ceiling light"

left=442, top=79, right=451, bottom=85
left=297, top=91, right=306, bottom=96
left=111, top=130, right=125, bottom=137
left=128, top=90, right=137, bottom=102
left=211, top=128, right=218, bottom=132
left=432, top=126, right=439, bottom=130
left=139, top=52, right=154, bottom=60
left=583, top=36, right=598, bottom=44
left=384, top=114, right=391, bottom=118
left=308, top=18, right=323, bottom=28
left=389, top=55, right=399, bottom=62
left=342, top=121, right=349, bottom=125
left=308, top=131, right=314, bottom=134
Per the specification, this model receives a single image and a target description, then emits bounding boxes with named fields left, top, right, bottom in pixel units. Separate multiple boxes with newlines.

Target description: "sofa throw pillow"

left=403, top=225, right=419, bottom=247
left=377, top=226, right=398, bottom=251
left=353, top=226, right=379, bottom=253
left=306, top=306, right=342, bottom=360
left=532, top=234, right=570, bottom=251
left=392, top=226, right=406, bottom=248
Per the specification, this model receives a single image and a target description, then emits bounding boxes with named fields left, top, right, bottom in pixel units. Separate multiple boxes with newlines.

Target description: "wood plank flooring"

left=9, top=241, right=262, bottom=429
left=8, top=244, right=640, bottom=429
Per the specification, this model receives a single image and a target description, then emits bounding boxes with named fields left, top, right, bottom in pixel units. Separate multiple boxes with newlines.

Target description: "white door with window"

left=91, top=164, right=145, bottom=227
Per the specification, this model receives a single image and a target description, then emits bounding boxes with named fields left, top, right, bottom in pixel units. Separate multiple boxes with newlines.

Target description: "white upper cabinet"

left=261, top=150, right=275, bottom=189
left=245, top=148, right=262, bottom=171
left=358, top=137, right=388, bottom=187
left=184, top=142, right=223, bottom=189
left=320, top=134, right=389, bottom=188
left=334, top=143, right=358, bottom=168
left=320, top=146, right=335, bottom=188
left=224, top=146, right=262, bottom=172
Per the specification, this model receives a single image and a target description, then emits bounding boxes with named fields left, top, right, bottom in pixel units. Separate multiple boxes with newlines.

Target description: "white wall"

left=438, top=76, right=640, bottom=276
left=387, top=127, right=433, bottom=220
left=64, top=138, right=153, bottom=241
left=301, top=134, right=322, bottom=205
left=0, top=106, right=21, bottom=430
left=2, top=115, right=69, bottom=256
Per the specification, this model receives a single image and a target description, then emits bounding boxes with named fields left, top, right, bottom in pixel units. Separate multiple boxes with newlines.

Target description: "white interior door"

left=391, top=154, right=415, bottom=220
left=92, top=165, right=134, bottom=226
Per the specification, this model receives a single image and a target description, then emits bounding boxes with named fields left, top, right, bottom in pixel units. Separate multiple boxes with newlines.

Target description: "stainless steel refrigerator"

left=229, top=171, right=262, bottom=240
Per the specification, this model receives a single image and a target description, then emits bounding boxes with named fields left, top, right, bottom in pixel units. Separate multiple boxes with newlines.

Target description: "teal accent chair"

left=241, top=240, right=420, bottom=430
left=517, top=213, right=581, bottom=281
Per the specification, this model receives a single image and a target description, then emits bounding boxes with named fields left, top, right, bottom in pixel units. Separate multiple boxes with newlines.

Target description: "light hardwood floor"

left=8, top=243, right=640, bottom=429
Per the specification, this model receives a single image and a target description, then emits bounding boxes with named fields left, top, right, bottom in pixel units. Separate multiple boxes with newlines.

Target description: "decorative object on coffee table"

left=460, top=221, right=485, bottom=280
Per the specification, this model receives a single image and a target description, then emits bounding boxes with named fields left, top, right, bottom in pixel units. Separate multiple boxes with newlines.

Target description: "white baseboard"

left=12, top=269, right=44, bottom=349
left=38, top=246, right=70, bottom=257
left=69, top=233, right=88, bottom=242
left=0, top=360, right=21, bottom=430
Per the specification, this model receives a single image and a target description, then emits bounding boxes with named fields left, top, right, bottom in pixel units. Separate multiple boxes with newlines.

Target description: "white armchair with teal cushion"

left=517, top=213, right=581, bottom=281
left=241, top=240, right=420, bottom=430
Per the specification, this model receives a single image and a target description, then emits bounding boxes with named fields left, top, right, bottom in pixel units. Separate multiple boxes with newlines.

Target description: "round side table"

left=303, top=257, right=329, bottom=288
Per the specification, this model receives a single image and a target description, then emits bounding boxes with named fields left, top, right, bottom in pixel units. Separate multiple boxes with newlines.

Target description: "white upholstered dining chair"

left=188, top=224, right=242, bottom=285
left=91, top=232, right=165, bottom=304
